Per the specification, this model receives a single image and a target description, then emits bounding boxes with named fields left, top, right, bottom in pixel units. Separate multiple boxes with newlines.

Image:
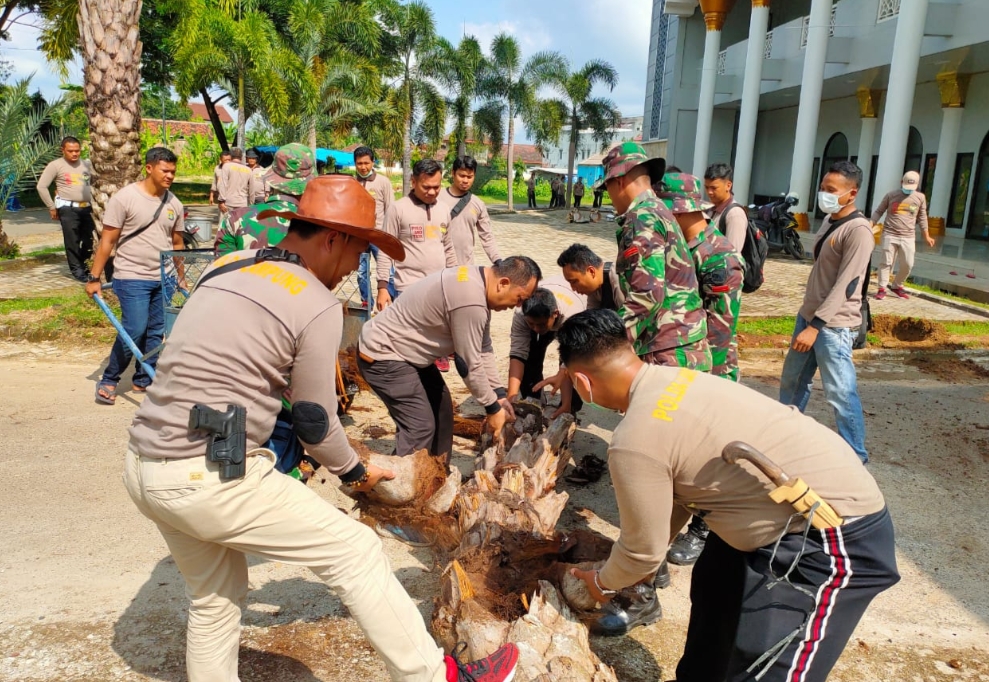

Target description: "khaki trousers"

left=123, top=449, right=446, bottom=682
left=877, top=234, right=915, bottom=289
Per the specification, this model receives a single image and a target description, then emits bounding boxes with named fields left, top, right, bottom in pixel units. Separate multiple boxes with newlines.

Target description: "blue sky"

left=4, top=0, right=651, bottom=130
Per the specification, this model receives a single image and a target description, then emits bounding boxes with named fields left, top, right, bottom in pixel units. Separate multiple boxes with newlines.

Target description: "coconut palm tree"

left=0, top=78, right=62, bottom=257
left=435, top=35, right=483, bottom=159
left=542, top=58, right=622, bottom=207
left=378, top=0, right=446, bottom=194
left=474, top=34, right=566, bottom=211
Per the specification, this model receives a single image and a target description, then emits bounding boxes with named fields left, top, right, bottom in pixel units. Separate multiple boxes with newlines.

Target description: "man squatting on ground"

left=871, top=170, right=934, bottom=301
left=120, top=175, right=521, bottom=682
left=374, top=158, right=456, bottom=312
left=656, top=172, right=745, bottom=568
left=602, top=142, right=712, bottom=371
left=780, top=161, right=874, bottom=464
left=563, top=309, right=899, bottom=682
left=36, top=136, right=96, bottom=283
left=557, top=243, right=626, bottom=313
left=358, top=257, right=541, bottom=461
left=354, top=145, right=398, bottom=306
left=506, top=276, right=587, bottom=419
left=86, top=147, right=186, bottom=404
left=438, top=155, right=502, bottom=266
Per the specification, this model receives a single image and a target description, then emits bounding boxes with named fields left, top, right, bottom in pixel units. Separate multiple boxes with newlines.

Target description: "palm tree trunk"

left=506, top=115, right=515, bottom=212
left=565, top=113, right=578, bottom=208
left=308, top=117, right=318, bottom=151
left=402, top=108, right=413, bottom=196
left=200, top=89, right=230, bottom=152
left=237, top=72, right=246, bottom=149
left=78, top=0, right=143, bottom=220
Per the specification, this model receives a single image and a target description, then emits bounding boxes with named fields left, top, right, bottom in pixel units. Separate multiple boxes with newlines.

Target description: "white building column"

left=787, top=0, right=833, bottom=230
left=855, top=88, right=882, bottom=207
left=871, top=0, right=930, bottom=211
left=732, top=0, right=771, bottom=204
left=928, top=72, right=970, bottom=235
left=692, top=0, right=737, bottom=178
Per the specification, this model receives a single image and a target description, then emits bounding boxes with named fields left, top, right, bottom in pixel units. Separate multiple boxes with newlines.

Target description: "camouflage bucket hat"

left=601, top=141, right=666, bottom=184
left=264, top=143, right=315, bottom=196
left=656, top=172, right=714, bottom=214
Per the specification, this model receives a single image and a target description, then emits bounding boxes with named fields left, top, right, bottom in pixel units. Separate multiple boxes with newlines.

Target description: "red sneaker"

left=435, top=356, right=451, bottom=372
left=889, top=286, right=910, bottom=299
left=445, top=643, right=519, bottom=682
left=875, top=288, right=886, bottom=300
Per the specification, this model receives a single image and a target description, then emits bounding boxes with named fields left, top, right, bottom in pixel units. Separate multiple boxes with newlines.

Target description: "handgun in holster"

left=188, top=404, right=247, bottom=480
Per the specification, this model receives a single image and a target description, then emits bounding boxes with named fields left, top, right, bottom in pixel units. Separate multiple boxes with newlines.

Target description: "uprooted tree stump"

left=341, top=402, right=618, bottom=681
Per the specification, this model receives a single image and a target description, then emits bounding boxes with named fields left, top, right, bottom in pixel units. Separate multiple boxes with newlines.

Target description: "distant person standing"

left=592, top=181, right=604, bottom=209
left=871, top=171, right=934, bottom=300
left=551, top=177, right=561, bottom=208
left=85, top=148, right=187, bottom=404
left=208, top=150, right=232, bottom=206
left=438, top=155, right=501, bottom=265
left=703, top=163, right=747, bottom=254
left=573, top=178, right=585, bottom=208
left=245, top=149, right=267, bottom=203
left=217, top=147, right=258, bottom=214
left=526, top=175, right=537, bottom=208
left=36, top=136, right=95, bottom=282
left=353, top=145, right=397, bottom=307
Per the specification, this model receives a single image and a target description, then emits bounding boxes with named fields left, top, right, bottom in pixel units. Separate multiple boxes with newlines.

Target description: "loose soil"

left=906, top=354, right=989, bottom=382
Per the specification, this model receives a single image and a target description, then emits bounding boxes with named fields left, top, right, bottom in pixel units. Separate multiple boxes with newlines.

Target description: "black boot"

left=666, top=517, right=709, bottom=566
left=653, top=559, right=671, bottom=589
left=590, top=583, right=662, bottom=637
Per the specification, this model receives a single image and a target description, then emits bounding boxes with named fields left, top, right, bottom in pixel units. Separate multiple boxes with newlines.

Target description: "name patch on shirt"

left=652, top=369, right=697, bottom=422
left=411, top=224, right=425, bottom=241
left=457, top=266, right=470, bottom=282
left=243, top=261, right=309, bottom=295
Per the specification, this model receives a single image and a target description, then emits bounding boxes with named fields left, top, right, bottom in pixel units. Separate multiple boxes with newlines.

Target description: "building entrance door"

left=967, top=131, right=989, bottom=240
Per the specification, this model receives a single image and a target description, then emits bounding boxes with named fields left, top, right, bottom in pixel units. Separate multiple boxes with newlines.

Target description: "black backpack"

left=720, top=203, right=768, bottom=294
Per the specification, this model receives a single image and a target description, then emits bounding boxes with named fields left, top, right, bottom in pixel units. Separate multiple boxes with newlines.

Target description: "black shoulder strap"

left=116, top=190, right=170, bottom=249
left=449, top=191, right=473, bottom=220
left=601, top=262, right=615, bottom=310
left=718, top=202, right=744, bottom=234
left=195, top=248, right=303, bottom=290
left=813, top=210, right=866, bottom=261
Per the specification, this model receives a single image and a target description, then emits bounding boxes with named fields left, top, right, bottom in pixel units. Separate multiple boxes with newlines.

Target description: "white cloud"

left=462, top=20, right=553, bottom=54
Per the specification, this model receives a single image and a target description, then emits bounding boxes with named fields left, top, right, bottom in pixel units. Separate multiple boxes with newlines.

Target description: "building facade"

left=541, top=116, right=644, bottom=168
left=643, top=0, right=989, bottom=242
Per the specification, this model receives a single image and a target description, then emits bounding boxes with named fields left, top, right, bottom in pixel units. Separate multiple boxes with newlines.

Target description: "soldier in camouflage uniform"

left=214, top=143, right=314, bottom=256
left=602, top=142, right=712, bottom=372
left=657, top=173, right=743, bottom=381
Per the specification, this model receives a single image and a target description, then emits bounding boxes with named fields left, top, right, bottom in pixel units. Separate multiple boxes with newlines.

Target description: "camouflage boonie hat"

left=601, top=141, right=666, bottom=184
left=263, top=143, right=315, bottom=196
left=657, top=172, right=714, bottom=214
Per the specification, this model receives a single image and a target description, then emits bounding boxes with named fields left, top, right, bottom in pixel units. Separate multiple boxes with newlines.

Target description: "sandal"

left=565, top=454, right=607, bottom=485
left=132, top=385, right=148, bottom=393
left=95, top=382, right=117, bottom=405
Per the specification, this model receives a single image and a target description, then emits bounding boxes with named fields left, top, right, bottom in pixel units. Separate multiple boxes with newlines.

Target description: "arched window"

left=904, top=126, right=923, bottom=174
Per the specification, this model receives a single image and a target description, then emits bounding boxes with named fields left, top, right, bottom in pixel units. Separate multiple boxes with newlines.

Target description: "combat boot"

left=667, top=518, right=709, bottom=566
left=590, top=584, right=662, bottom=637
left=653, top=559, right=671, bottom=589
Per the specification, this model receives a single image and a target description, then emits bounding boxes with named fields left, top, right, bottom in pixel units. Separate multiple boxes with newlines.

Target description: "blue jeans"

left=102, top=278, right=164, bottom=389
left=357, top=246, right=397, bottom=304
left=779, top=314, right=869, bottom=463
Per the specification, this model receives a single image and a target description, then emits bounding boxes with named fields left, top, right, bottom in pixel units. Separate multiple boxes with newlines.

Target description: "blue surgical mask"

left=817, top=189, right=851, bottom=215
left=901, top=186, right=914, bottom=195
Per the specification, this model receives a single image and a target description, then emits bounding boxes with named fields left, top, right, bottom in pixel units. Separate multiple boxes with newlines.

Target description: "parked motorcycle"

left=749, top=194, right=804, bottom=260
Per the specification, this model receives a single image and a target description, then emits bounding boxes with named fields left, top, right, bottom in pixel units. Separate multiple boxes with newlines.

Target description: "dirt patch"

left=737, top=332, right=791, bottom=349
left=361, top=424, right=390, bottom=439
left=906, top=355, right=989, bottom=382
left=872, top=314, right=949, bottom=343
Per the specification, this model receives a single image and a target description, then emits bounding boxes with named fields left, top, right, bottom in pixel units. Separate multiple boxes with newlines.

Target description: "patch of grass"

left=942, top=320, right=989, bottom=336
left=170, top=181, right=212, bottom=205
left=24, top=245, right=66, bottom=256
left=0, top=291, right=117, bottom=343
left=737, top=316, right=796, bottom=336
left=906, top=281, right=989, bottom=311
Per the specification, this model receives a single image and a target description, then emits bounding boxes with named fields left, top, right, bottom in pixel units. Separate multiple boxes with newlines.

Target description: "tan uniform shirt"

left=218, top=161, right=258, bottom=209
left=102, top=183, right=185, bottom=281
left=376, top=195, right=456, bottom=293
left=36, top=157, right=93, bottom=209
left=250, top=165, right=268, bottom=203
left=357, top=172, right=394, bottom=231
left=871, top=190, right=929, bottom=238
left=584, top=263, right=626, bottom=311
left=509, top=276, right=587, bottom=360
left=360, top=266, right=503, bottom=409
left=210, top=164, right=223, bottom=193
left=600, top=363, right=885, bottom=590
left=438, top=188, right=501, bottom=265
left=129, top=250, right=359, bottom=476
left=799, top=212, right=874, bottom=329
left=710, top=197, right=748, bottom=254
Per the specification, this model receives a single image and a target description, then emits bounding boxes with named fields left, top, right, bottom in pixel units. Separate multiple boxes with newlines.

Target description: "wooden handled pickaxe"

left=722, top=441, right=843, bottom=530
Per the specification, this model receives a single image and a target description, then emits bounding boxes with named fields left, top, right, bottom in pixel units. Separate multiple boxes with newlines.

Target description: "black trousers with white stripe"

left=676, top=507, right=898, bottom=682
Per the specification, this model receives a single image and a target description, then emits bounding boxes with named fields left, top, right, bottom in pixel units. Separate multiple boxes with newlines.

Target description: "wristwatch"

left=87, top=274, right=101, bottom=283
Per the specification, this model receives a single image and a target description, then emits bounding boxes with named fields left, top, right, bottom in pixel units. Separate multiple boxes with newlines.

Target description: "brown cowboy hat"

left=257, top=175, right=405, bottom=260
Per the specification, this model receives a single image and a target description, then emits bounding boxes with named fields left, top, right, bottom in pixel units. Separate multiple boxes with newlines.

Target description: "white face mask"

left=817, top=188, right=852, bottom=215
left=901, top=186, right=914, bottom=195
